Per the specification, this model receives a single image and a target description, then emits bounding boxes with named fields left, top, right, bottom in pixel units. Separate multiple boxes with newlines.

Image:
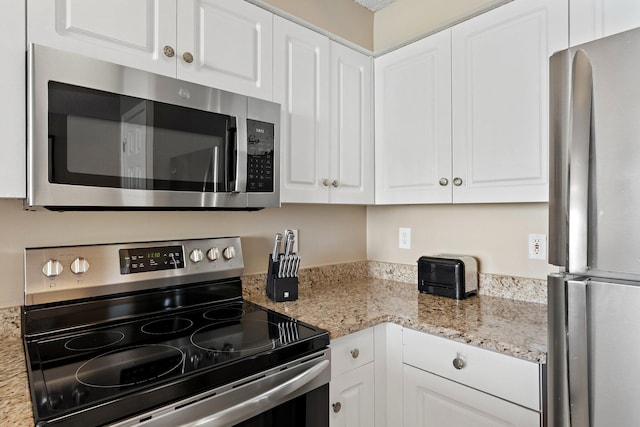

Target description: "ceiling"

left=354, top=0, right=397, bottom=11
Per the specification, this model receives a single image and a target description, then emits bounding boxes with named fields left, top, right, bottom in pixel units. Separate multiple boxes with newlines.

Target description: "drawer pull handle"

left=452, top=356, right=466, bottom=370
left=332, top=402, right=342, bottom=413
left=350, top=348, right=360, bottom=359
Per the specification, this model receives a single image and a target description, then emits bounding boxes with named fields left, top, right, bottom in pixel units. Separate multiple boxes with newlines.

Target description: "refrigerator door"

left=549, top=275, right=640, bottom=426
left=549, top=27, right=640, bottom=277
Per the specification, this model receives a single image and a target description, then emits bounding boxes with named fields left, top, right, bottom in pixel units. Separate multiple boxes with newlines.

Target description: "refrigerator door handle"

left=567, top=50, right=593, bottom=273
left=567, top=279, right=591, bottom=426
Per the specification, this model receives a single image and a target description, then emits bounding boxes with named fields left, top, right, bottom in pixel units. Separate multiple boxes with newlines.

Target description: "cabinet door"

left=176, top=0, right=273, bottom=100
left=0, top=0, right=25, bottom=197
left=403, top=365, right=540, bottom=427
left=329, top=42, right=373, bottom=205
left=330, top=363, right=375, bottom=427
left=570, top=0, right=640, bottom=46
left=374, top=29, right=452, bottom=204
left=27, top=0, right=177, bottom=76
left=274, top=16, right=330, bottom=203
left=451, top=0, right=568, bottom=203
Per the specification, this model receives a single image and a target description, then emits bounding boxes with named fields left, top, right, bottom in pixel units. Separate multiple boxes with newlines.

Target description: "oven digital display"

left=119, top=246, right=184, bottom=274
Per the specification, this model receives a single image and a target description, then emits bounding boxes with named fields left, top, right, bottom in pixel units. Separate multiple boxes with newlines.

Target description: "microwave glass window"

left=47, top=82, right=237, bottom=192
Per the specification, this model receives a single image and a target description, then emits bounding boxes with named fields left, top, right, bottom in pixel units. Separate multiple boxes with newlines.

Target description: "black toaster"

left=417, top=255, right=478, bottom=299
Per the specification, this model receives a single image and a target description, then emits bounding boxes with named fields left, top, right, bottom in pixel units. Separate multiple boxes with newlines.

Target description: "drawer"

left=330, top=327, right=374, bottom=376
left=402, top=328, right=541, bottom=411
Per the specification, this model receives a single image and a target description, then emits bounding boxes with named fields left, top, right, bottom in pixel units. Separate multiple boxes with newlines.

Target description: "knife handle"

left=272, top=233, right=283, bottom=262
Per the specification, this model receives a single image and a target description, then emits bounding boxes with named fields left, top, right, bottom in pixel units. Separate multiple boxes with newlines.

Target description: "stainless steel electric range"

left=22, top=237, right=330, bottom=427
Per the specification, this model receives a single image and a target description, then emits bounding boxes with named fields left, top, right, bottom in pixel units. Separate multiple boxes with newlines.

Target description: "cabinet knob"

left=163, top=45, right=175, bottom=58
left=332, top=402, right=342, bottom=413
left=452, top=356, right=466, bottom=370
left=439, top=177, right=449, bottom=186
left=350, top=348, right=359, bottom=359
left=183, top=52, right=194, bottom=63
left=331, top=179, right=340, bottom=188
left=322, top=178, right=331, bottom=187
left=453, top=177, right=463, bottom=186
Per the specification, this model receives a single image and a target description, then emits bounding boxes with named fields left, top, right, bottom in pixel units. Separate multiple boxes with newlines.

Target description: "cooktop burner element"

left=141, top=318, right=193, bottom=335
left=75, top=344, right=185, bottom=388
left=190, top=318, right=280, bottom=353
left=203, top=306, right=245, bottom=320
left=22, top=237, right=330, bottom=427
left=64, top=331, right=125, bottom=351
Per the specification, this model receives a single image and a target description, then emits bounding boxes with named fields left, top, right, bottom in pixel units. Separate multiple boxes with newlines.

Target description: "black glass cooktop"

left=24, top=294, right=328, bottom=426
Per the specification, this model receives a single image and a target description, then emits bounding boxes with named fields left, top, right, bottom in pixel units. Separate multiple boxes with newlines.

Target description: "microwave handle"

left=225, top=117, right=239, bottom=193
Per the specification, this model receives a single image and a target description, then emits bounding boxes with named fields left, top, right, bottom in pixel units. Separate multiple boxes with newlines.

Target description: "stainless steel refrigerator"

left=548, top=27, right=640, bottom=427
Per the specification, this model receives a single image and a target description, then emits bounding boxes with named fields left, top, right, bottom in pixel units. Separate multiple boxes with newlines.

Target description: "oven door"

left=110, top=350, right=330, bottom=427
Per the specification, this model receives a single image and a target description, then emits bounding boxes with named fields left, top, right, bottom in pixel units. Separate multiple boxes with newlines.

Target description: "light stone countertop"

left=2, top=270, right=547, bottom=425
left=245, top=277, right=548, bottom=364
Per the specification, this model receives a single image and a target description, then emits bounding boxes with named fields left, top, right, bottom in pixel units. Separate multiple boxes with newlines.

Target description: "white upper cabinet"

left=329, top=42, right=373, bottom=205
left=374, top=29, right=452, bottom=204
left=274, top=17, right=373, bottom=204
left=274, top=16, right=331, bottom=203
left=451, top=0, right=568, bottom=203
left=570, top=0, right=640, bottom=46
left=28, top=0, right=177, bottom=76
left=27, top=0, right=273, bottom=100
left=176, top=0, right=273, bottom=100
left=0, top=0, right=26, bottom=198
left=375, top=0, right=567, bottom=205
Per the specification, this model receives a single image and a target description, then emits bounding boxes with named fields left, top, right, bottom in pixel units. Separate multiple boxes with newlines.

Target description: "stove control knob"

left=207, top=247, right=220, bottom=261
left=70, top=257, right=90, bottom=275
left=190, top=249, right=204, bottom=263
left=42, top=259, right=64, bottom=277
left=222, top=246, right=236, bottom=260
left=71, top=386, right=89, bottom=406
left=190, top=353, right=202, bottom=369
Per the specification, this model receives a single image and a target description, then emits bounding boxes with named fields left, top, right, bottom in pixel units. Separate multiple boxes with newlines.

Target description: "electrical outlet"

left=399, top=227, right=411, bottom=249
left=528, top=234, right=546, bottom=260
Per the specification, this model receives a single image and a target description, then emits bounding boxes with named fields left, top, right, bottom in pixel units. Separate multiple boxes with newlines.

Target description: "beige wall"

left=367, top=203, right=555, bottom=280
left=263, top=0, right=374, bottom=50
left=373, top=0, right=508, bottom=51
left=0, top=200, right=366, bottom=308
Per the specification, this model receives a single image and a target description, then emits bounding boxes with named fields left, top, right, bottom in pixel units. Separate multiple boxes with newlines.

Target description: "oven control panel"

left=119, top=245, right=184, bottom=274
left=24, top=237, right=244, bottom=306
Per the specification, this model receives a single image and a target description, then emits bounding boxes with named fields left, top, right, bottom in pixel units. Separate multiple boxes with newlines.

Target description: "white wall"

left=373, top=0, right=508, bottom=52
left=367, top=203, right=555, bottom=280
left=0, top=199, right=367, bottom=308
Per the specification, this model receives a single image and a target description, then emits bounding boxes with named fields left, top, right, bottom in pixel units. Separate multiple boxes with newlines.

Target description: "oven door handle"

left=179, top=359, right=329, bottom=427
left=118, top=353, right=331, bottom=427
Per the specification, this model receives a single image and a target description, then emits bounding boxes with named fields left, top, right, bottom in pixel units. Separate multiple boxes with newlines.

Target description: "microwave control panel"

left=246, top=119, right=274, bottom=193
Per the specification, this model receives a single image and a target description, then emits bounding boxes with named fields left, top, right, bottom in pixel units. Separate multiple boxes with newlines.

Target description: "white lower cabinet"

left=330, top=363, right=375, bottom=427
left=334, top=324, right=545, bottom=427
left=402, top=328, right=542, bottom=427
left=329, top=327, right=375, bottom=427
left=403, top=365, right=540, bottom=427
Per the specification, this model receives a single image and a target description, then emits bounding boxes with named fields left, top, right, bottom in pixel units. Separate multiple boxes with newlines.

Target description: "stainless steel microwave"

left=26, top=44, right=280, bottom=210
